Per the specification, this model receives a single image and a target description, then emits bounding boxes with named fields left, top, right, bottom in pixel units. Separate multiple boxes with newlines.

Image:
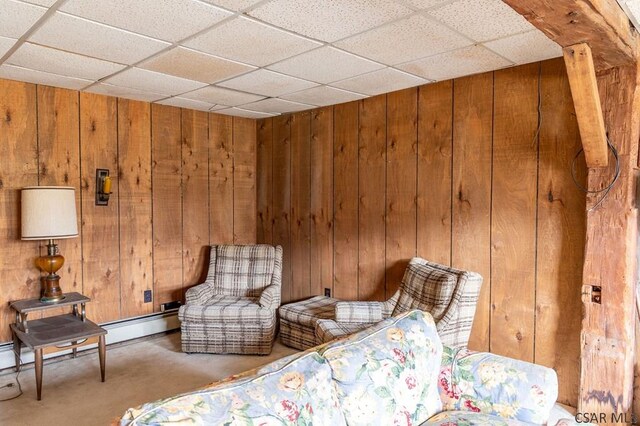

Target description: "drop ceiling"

left=0, top=0, right=564, bottom=117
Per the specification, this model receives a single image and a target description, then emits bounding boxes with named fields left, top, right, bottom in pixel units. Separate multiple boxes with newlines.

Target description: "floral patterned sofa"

left=119, top=310, right=558, bottom=425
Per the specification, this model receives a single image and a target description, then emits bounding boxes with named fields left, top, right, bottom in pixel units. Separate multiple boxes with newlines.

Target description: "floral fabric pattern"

left=438, top=347, right=558, bottom=424
left=120, top=351, right=346, bottom=426
left=425, top=410, right=530, bottom=425
left=320, top=310, right=443, bottom=426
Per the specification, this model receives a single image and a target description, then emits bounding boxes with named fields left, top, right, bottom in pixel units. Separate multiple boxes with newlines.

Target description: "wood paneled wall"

left=256, top=58, right=586, bottom=406
left=0, top=78, right=256, bottom=341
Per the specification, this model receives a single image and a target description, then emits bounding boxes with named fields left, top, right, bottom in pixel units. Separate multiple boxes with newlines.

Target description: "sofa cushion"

left=178, top=295, right=272, bottom=323
left=424, top=410, right=530, bottom=425
left=120, top=351, right=346, bottom=426
left=213, top=245, right=276, bottom=297
left=320, top=310, right=443, bottom=426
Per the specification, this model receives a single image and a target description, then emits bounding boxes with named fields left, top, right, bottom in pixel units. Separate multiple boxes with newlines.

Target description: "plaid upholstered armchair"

left=178, top=244, right=282, bottom=355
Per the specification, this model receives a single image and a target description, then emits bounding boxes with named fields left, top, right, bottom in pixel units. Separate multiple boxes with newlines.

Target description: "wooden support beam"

left=563, top=43, right=609, bottom=167
left=503, top=0, right=639, bottom=70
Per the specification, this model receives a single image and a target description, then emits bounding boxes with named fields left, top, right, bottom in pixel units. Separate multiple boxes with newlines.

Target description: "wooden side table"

left=9, top=292, right=107, bottom=400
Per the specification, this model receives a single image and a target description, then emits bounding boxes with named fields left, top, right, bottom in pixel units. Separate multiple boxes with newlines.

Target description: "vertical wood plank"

left=417, top=81, right=452, bottom=265
left=80, top=92, right=120, bottom=323
left=37, top=86, right=82, bottom=300
left=209, top=113, right=234, bottom=244
left=233, top=117, right=257, bottom=244
left=272, top=115, right=292, bottom=302
left=386, top=88, right=418, bottom=299
left=182, top=109, right=209, bottom=291
left=118, top=99, right=153, bottom=318
left=452, top=72, right=494, bottom=352
left=536, top=58, right=584, bottom=406
left=151, top=104, right=182, bottom=311
left=310, top=106, right=333, bottom=297
left=290, top=112, right=311, bottom=300
left=358, top=95, right=387, bottom=301
left=333, top=102, right=359, bottom=300
left=0, top=80, right=38, bottom=342
left=257, top=118, right=273, bottom=245
left=491, top=63, right=539, bottom=362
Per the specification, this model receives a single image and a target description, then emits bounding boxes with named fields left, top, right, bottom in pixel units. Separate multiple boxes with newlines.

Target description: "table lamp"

left=21, top=186, right=79, bottom=303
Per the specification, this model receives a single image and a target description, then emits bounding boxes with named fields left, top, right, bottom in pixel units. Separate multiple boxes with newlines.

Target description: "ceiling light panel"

left=281, top=85, right=366, bottom=106
left=331, top=67, right=427, bottom=96
left=219, top=69, right=318, bottom=97
left=155, top=96, right=216, bottom=112
left=427, top=0, right=534, bottom=42
left=141, top=47, right=255, bottom=84
left=104, top=67, right=206, bottom=96
left=0, top=64, right=92, bottom=90
left=184, top=16, right=321, bottom=67
left=86, top=83, right=165, bottom=102
left=180, top=85, right=264, bottom=106
left=398, top=45, right=511, bottom=81
left=242, top=98, right=313, bottom=114
left=336, top=14, right=472, bottom=65
left=248, top=0, right=413, bottom=42
left=60, top=0, right=232, bottom=43
left=268, top=46, right=384, bottom=84
left=29, top=12, right=170, bottom=64
left=485, top=30, right=562, bottom=64
left=1, top=0, right=46, bottom=39
left=7, top=43, right=126, bottom=81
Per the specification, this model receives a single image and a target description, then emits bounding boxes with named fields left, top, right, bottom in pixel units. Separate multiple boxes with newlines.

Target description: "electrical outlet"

left=144, top=290, right=152, bottom=303
left=324, top=288, right=331, bottom=297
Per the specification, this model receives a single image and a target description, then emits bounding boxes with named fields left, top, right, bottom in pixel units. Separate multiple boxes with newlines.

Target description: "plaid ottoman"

left=314, top=319, right=371, bottom=344
left=278, top=296, right=339, bottom=350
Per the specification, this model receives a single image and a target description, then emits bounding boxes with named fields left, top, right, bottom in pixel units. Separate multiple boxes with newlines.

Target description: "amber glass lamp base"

left=36, top=241, right=66, bottom=303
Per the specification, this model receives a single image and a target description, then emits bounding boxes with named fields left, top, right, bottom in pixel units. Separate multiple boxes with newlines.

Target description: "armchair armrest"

left=258, top=284, right=281, bottom=309
left=382, top=290, right=400, bottom=318
left=439, top=347, right=558, bottom=424
left=335, top=301, right=384, bottom=323
left=185, top=282, right=214, bottom=304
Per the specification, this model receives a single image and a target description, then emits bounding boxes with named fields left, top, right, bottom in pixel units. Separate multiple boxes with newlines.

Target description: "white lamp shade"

left=21, top=186, right=79, bottom=240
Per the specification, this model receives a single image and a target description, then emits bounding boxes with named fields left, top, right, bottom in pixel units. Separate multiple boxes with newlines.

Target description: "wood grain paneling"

left=151, top=104, right=183, bottom=311
left=209, top=114, right=234, bottom=245
left=257, top=118, right=273, bottom=245
left=272, top=115, right=292, bottom=302
left=452, top=72, right=493, bottom=352
left=491, top=63, right=540, bottom=362
left=117, top=99, right=153, bottom=318
left=386, top=88, right=418, bottom=299
left=310, top=107, right=333, bottom=297
left=182, top=109, right=209, bottom=290
left=233, top=117, right=257, bottom=244
left=0, top=80, right=39, bottom=342
left=333, top=102, right=359, bottom=300
left=80, top=92, right=120, bottom=323
left=417, top=81, right=452, bottom=266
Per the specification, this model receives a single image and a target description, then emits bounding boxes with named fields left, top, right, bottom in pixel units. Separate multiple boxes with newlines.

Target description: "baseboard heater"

left=0, top=311, right=180, bottom=371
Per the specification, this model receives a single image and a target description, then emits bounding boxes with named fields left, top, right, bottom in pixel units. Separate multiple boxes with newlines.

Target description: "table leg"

left=35, top=348, right=43, bottom=401
left=12, top=330, right=21, bottom=372
left=72, top=341, right=77, bottom=359
left=98, top=335, right=106, bottom=382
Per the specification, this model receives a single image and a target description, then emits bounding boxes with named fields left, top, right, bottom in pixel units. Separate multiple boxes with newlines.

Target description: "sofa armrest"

left=258, top=284, right=281, bottom=309
left=335, top=301, right=384, bottom=323
left=185, top=282, right=214, bottom=304
left=439, top=346, right=558, bottom=424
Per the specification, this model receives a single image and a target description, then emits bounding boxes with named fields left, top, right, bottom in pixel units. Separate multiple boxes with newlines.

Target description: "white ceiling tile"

left=140, top=47, right=255, bottom=84
left=156, top=97, right=216, bottom=112
left=331, top=67, right=427, bottom=96
left=7, top=43, right=126, bottom=81
left=268, top=46, right=384, bottom=84
left=184, top=16, right=321, bottom=67
left=216, top=107, right=278, bottom=119
left=21, top=0, right=56, bottom=5
left=402, top=0, right=451, bottom=9
left=0, top=64, right=91, bottom=90
left=336, top=14, right=472, bottom=65
left=485, top=30, right=562, bottom=64
left=85, top=83, right=165, bottom=102
left=397, top=45, right=512, bottom=81
left=29, top=12, right=170, bottom=64
left=248, top=0, right=413, bottom=42
left=428, top=0, right=534, bottom=42
left=0, top=0, right=46, bottom=39
left=60, top=0, right=232, bottom=43
left=201, top=0, right=263, bottom=11
left=219, top=69, right=318, bottom=97
left=104, top=67, right=206, bottom=96
left=242, top=98, right=313, bottom=114
left=209, top=104, right=229, bottom=111
left=0, top=36, right=17, bottom=58
left=181, top=86, right=264, bottom=106
left=281, top=85, right=366, bottom=106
